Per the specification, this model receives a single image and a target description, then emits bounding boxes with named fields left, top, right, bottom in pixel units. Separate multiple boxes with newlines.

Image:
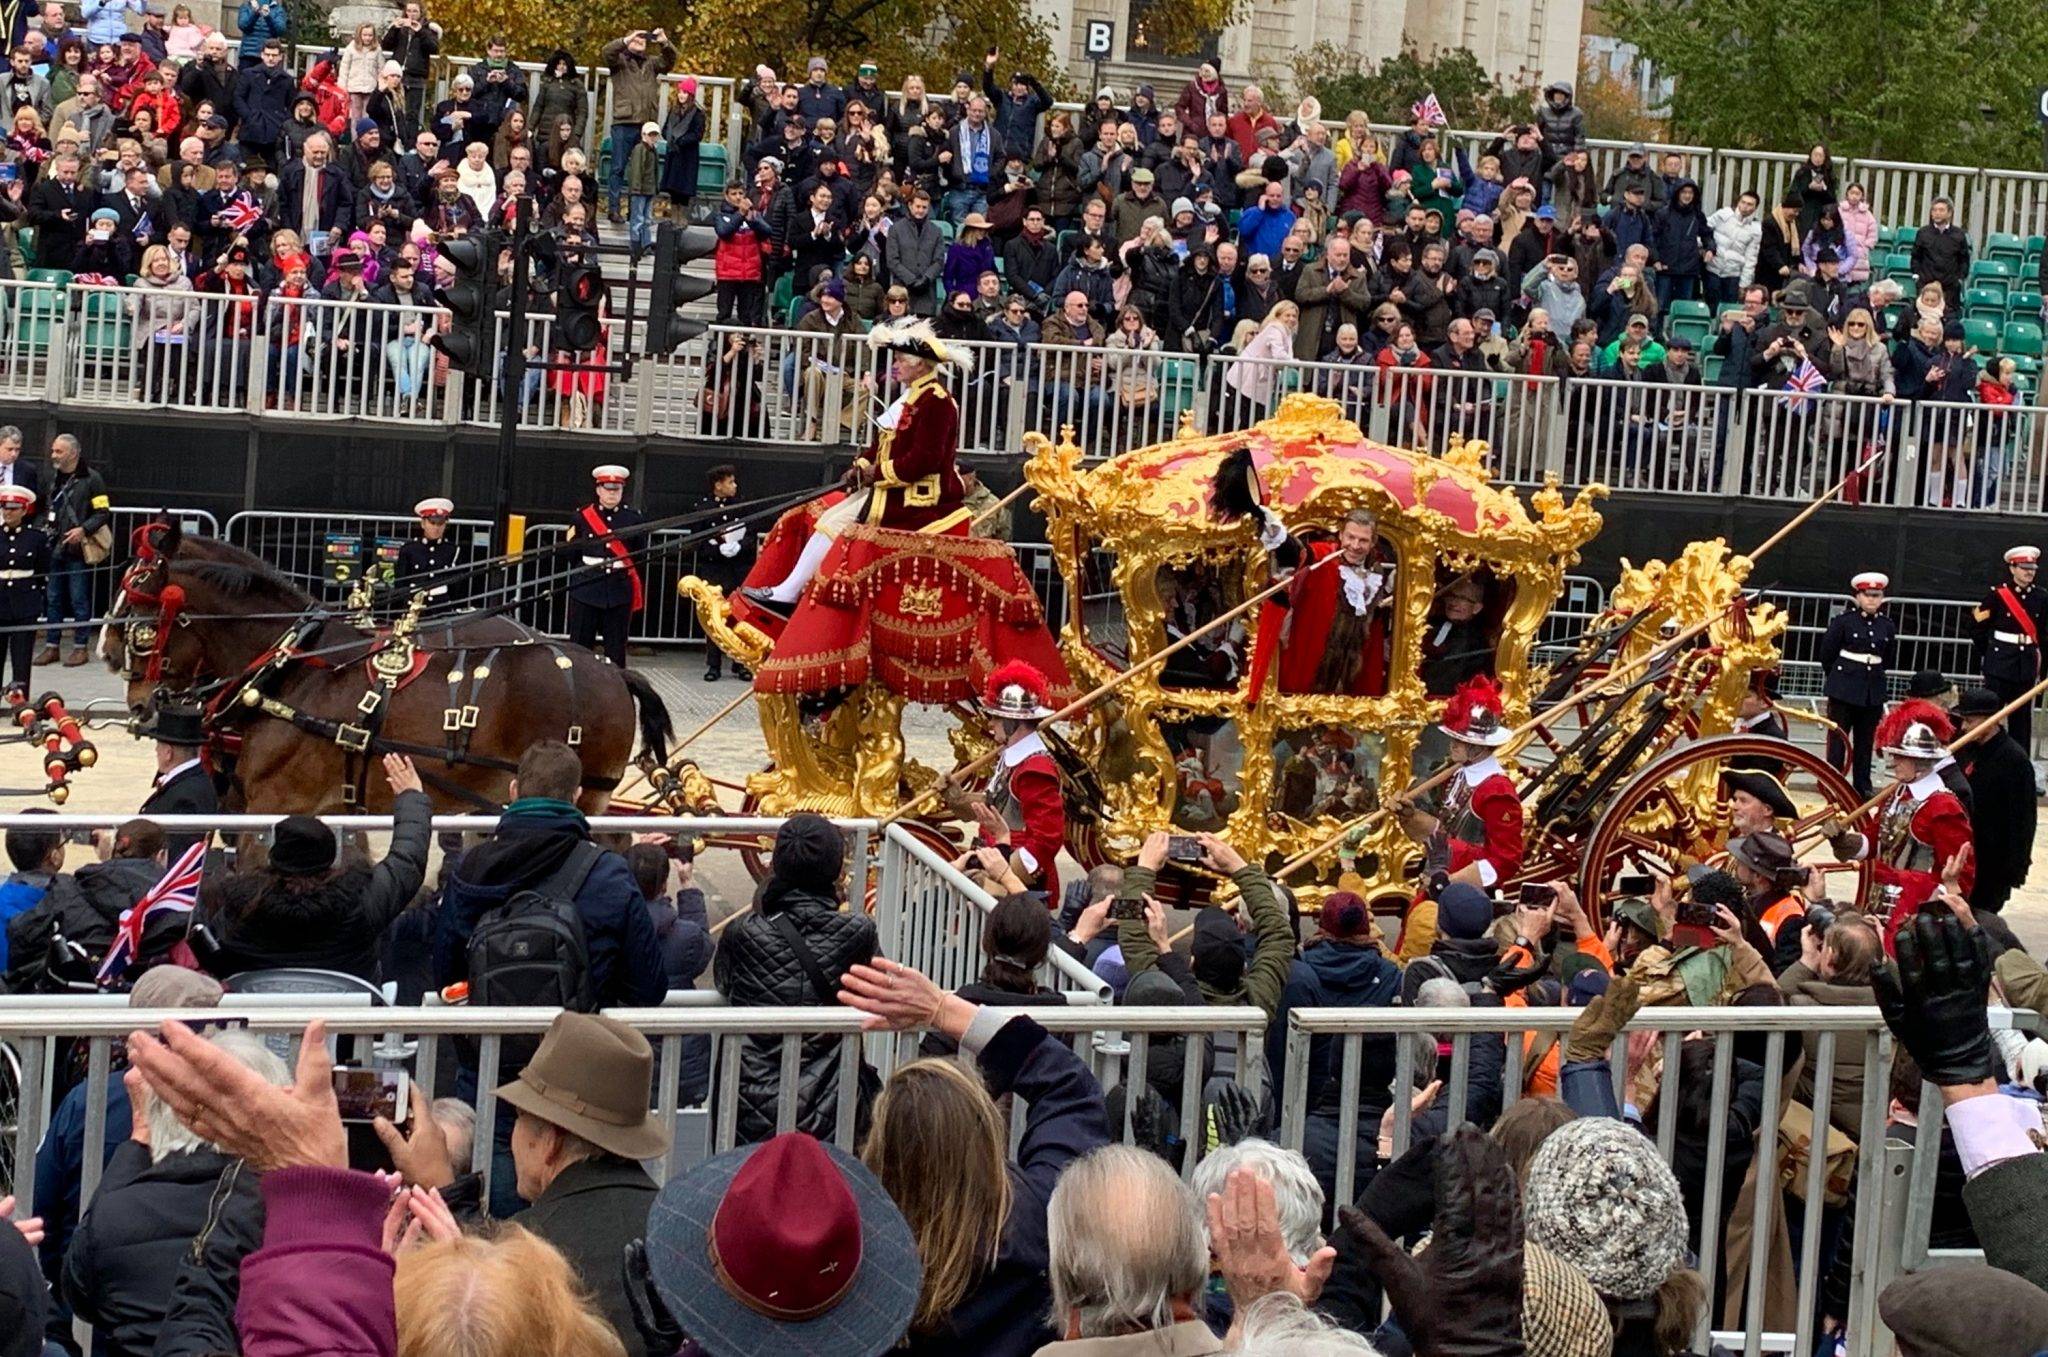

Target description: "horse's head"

left=102, top=518, right=204, bottom=714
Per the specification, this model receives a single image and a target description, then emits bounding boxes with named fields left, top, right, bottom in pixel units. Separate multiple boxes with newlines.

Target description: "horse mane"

left=171, top=539, right=315, bottom=608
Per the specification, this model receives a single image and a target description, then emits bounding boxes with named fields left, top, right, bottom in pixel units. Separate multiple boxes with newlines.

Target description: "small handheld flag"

left=1778, top=357, right=1827, bottom=413
left=97, top=840, right=205, bottom=986
left=1411, top=92, right=1447, bottom=127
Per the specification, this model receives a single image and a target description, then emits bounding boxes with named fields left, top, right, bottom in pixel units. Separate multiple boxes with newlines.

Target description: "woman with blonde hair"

left=841, top=956, right=1108, bottom=1356
left=338, top=22, right=383, bottom=124
left=394, top=1225, right=626, bottom=1357
left=1226, top=298, right=1300, bottom=419
left=131, top=243, right=195, bottom=399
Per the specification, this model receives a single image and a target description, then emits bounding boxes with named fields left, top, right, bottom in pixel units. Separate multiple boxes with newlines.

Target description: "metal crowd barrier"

left=1278, top=1004, right=2033, bottom=1357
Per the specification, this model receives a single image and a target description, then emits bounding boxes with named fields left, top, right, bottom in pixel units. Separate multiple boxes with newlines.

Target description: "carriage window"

left=1078, top=542, right=1128, bottom=668
left=1167, top=718, right=1241, bottom=831
left=1155, top=560, right=1247, bottom=692
left=1273, top=520, right=1401, bottom=697
left=1274, top=725, right=1385, bottom=823
left=1419, top=569, right=1508, bottom=698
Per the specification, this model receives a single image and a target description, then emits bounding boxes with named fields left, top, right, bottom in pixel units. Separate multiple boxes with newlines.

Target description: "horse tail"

left=620, top=667, right=673, bottom=765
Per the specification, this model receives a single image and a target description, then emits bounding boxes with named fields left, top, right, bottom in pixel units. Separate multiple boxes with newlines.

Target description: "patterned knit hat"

left=1523, top=1118, right=1686, bottom=1301
left=1522, top=1241, right=1614, bottom=1357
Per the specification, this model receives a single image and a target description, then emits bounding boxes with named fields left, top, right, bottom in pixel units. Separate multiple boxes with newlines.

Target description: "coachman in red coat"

left=1395, top=676, right=1525, bottom=890
left=1838, top=701, right=1974, bottom=954
left=969, top=661, right=1067, bottom=899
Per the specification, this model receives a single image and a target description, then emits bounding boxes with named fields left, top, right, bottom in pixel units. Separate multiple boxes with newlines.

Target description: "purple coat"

left=237, top=1168, right=396, bottom=1357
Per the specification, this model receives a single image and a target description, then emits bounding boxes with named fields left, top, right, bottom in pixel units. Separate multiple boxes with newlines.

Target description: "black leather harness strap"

left=546, top=643, right=583, bottom=746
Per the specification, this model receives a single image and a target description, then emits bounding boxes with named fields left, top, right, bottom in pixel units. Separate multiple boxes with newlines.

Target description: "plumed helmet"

left=1877, top=698, right=1953, bottom=760
left=1440, top=674, right=1510, bottom=747
left=981, top=661, right=1053, bottom=721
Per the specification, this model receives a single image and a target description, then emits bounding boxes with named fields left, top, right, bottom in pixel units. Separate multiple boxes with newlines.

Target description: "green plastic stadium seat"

left=1666, top=299, right=1711, bottom=323
left=1988, top=231, right=2027, bottom=260
left=2010, top=289, right=2045, bottom=318
left=1963, top=316, right=2002, bottom=353
left=1971, top=258, right=2016, bottom=284
left=2002, top=320, right=2044, bottom=358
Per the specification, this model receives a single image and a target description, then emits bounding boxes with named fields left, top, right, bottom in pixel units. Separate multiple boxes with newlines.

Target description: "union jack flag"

left=1411, top=92, right=1447, bottom=127
left=97, top=841, right=205, bottom=986
left=1779, top=357, right=1827, bottom=413
left=217, top=196, right=263, bottom=234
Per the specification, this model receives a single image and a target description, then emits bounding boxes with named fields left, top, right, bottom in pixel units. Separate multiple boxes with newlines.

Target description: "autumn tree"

left=434, top=0, right=1075, bottom=96
left=1601, top=0, right=2048, bottom=168
left=1291, top=44, right=1536, bottom=129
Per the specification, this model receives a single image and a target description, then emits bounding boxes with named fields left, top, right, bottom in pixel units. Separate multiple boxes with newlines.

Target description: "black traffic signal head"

left=555, top=256, right=606, bottom=352
left=429, top=230, right=499, bottom=379
left=647, top=222, right=716, bottom=353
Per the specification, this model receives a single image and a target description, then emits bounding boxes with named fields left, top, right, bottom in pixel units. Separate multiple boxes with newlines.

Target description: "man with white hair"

left=1042, top=1144, right=1335, bottom=1354
left=1191, top=1138, right=1326, bottom=1267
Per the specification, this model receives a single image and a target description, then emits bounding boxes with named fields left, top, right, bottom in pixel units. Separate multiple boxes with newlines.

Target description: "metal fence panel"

left=1560, top=376, right=1728, bottom=497
left=1735, top=387, right=1901, bottom=505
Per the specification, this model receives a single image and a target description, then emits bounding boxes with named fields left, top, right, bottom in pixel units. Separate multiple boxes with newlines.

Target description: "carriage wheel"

left=1577, top=733, right=1872, bottom=922
left=736, top=776, right=959, bottom=913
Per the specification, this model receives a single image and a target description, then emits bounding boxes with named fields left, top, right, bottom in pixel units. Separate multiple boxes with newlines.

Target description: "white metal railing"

left=1279, top=1004, right=2033, bottom=1357
left=1557, top=375, right=1729, bottom=497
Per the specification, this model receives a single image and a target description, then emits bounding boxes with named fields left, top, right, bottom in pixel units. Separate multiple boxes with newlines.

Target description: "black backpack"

left=466, top=842, right=602, bottom=1058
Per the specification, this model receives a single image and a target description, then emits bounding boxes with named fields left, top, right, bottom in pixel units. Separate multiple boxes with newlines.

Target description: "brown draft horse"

left=100, top=522, right=672, bottom=814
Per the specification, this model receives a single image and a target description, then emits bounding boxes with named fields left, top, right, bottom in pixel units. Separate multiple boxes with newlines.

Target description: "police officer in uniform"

left=0, top=485, right=49, bottom=699
left=1972, top=544, right=2048, bottom=753
left=394, top=497, right=466, bottom=607
left=565, top=464, right=645, bottom=667
left=694, top=464, right=753, bottom=682
left=1819, top=570, right=1896, bottom=797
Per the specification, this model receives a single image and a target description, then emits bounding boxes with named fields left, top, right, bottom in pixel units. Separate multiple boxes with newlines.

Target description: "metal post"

left=496, top=198, right=534, bottom=560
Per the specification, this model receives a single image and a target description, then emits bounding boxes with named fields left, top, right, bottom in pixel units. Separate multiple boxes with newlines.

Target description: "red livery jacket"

left=983, top=733, right=1065, bottom=899
left=1854, top=774, right=1972, bottom=953
left=1441, top=756, right=1525, bottom=889
left=864, top=371, right=968, bottom=533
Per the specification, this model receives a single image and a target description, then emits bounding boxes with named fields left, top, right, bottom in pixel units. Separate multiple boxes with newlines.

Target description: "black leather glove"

left=1331, top=1127, right=1526, bottom=1357
left=1484, top=954, right=1551, bottom=999
left=1209, top=1080, right=1264, bottom=1148
left=1873, top=911, right=2002, bottom=1087
left=623, top=1238, right=683, bottom=1356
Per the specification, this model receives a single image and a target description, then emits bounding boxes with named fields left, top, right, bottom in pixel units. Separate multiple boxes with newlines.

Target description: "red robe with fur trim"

left=1268, top=540, right=1392, bottom=696
left=982, top=733, right=1065, bottom=899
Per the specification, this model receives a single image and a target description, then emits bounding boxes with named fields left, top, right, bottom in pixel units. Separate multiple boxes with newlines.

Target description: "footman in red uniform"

left=1395, top=675, right=1525, bottom=889
left=968, top=661, right=1067, bottom=899
left=1836, top=702, right=1974, bottom=954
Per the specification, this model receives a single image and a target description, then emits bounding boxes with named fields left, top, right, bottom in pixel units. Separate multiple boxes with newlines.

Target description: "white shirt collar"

left=1934, top=753, right=1956, bottom=774
left=1734, top=710, right=1773, bottom=731
left=1001, top=731, right=1047, bottom=768
left=1460, top=755, right=1503, bottom=787
left=1906, top=770, right=1944, bottom=801
left=161, top=756, right=203, bottom=784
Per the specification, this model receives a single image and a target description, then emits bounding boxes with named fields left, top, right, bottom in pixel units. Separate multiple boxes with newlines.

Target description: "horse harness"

left=116, top=529, right=617, bottom=811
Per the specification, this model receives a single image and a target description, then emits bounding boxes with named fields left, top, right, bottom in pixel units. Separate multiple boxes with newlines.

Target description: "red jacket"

left=864, top=371, right=966, bottom=532
left=983, top=737, right=1065, bottom=900
left=1443, top=759, right=1524, bottom=889
left=712, top=205, right=769, bottom=281
left=1869, top=781, right=1973, bottom=953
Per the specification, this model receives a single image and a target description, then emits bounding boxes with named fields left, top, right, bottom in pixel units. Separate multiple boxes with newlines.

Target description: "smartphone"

left=1617, top=874, right=1653, bottom=896
left=1675, top=900, right=1715, bottom=929
left=332, top=1067, right=409, bottom=1124
left=1166, top=835, right=1205, bottom=864
left=1518, top=883, right=1555, bottom=908
left=1109, top=897, right=1145, bottom=922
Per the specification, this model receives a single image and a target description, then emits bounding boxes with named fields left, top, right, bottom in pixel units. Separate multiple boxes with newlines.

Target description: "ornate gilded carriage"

left=1026, top=393, right=1859, bottom=905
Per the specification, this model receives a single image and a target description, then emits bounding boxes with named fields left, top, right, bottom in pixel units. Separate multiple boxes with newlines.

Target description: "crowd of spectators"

left=0, top=12, right=2040, bottom=489
left=6, top=747, right=2048, bottom=1357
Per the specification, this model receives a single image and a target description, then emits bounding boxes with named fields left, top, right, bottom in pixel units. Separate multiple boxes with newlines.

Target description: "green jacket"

left=1963, top=1150, right=2048, bottom=1295
left=626, top=141, right=661, bottom=195
left=1116, top=864, right=1294, bottom=1021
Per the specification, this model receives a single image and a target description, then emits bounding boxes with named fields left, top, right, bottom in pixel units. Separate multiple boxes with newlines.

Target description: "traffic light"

left=555, top=252, right=607, bottom=352
left=646, top=222, right=717, bottom=352
left=431, top=231, right=498, bottom=379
